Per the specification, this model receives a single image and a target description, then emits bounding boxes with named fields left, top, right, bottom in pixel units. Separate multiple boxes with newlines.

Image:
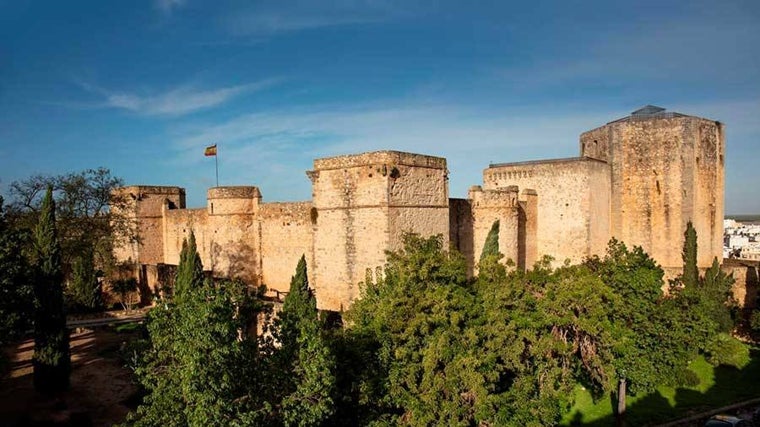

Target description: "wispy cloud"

left=166, top=102, right=615, bottom=201
left=164, top=97, right=759, bottom=210
left=78, top=78, right=280, bottom=116
left=221, top=1, right=406, bottom=36
left=155, top=0, right=186, bottom=14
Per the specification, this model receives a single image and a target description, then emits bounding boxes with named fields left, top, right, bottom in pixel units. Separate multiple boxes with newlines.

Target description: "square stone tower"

left=308, top=151, right=450, bottom=311
left=111, top=185, right=186, bottom=265
left=580, top=105, right=725, bottom=273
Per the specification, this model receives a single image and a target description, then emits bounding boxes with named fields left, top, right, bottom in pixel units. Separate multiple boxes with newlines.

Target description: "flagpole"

left=215, top=144, right=219, bottom=187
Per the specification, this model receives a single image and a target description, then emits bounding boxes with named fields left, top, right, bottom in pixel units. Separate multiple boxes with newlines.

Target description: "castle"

left=113, top=106, right=725, bottom=311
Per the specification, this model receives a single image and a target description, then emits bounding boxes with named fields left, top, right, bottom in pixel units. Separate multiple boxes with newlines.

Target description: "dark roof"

left=632, top=105, right=666, bottom=116
left=607, top=105, right=691, bottom=124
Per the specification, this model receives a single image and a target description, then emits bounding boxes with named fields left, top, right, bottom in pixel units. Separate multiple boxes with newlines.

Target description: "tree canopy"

left=0, top=196, right=32, bottom=374
left=8, top=167, right=136, bottom=278
left=122, top=229, right=748, bottom=426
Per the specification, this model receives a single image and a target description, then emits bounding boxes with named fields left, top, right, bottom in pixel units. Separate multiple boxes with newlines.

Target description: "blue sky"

left=1, top=0, right=759, bottom=213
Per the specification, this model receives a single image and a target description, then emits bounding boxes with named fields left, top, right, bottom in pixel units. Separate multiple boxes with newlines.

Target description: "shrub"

left=664, top=367, right=700, bottom=388
left=67, top=253, right=102, bottom=312
left=705, top=333, right=750, bottom=369
left=111, top=278, right=138, bottom=310
left=750, top=310, right=760, bottom=333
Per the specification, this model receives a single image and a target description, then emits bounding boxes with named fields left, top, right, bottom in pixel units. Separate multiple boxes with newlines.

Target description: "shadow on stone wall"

left=723, top=259, right=759, bottom=308
left=210, top=241, right=258, bottom=285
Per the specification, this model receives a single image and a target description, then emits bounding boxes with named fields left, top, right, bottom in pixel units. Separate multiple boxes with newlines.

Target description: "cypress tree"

left=700, top=257, right=735, bottom=333
left=279, top=255, right=314, bottom=355
left=278, top=255, right=336, bottom=425
left=682, top=221, right=698, bottom=288
left=480, top=220, right=500, bottom=263
left=174, top=230, right=204, bottom=299
left=32, top=186, right=70, bottom=393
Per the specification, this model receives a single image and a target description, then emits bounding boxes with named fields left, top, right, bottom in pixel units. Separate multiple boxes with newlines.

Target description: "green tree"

left=585, top=240, right=697, bottom=424
left=281, top=314, right=336, bottom=427
left=704, top=332, right=750, bottom=369
left=276, top=255, right=336, bottom=427
left=32, top=186, right=70, bottom=394
left=751, top=310, right=760, bottom=334
left=670, top=224, right=737, bottom=363
left=323, top=327, right=390, bottom=425
left=585, top=240, right=691, bottom=393
left=0, top=196, right=32, bottom=375
left=278, top=255, right=313, bottom=356
left=129, top=299, right=185, bottom=426
left=349, top=234, right=502, bottom=426
left=68, top=249, right=102, bottom=311
left=129, top=281, right=262, bottom=427
left=699, top=257, right=736, bottom=333
left=9, top=168, right=137, bottom=280
left=682, top=220, right=698, bottom=288
left=478, top=258, right=621, bottom=426
left=479, top=220, right=500, bottom=263
left=111, top=277, right=138, bottom=311
left=125, top=232, right=265, bottom=426
left=174, top=231, right=204, bottom=300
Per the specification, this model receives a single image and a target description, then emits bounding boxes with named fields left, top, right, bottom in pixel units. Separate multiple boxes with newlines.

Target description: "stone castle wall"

left=160, top=193, right=312, bottom=292
left=258, top=202, right=313, bottom=293
left=449, top=198, right=475, bottom=272
left=482, top=157, right=610, bottom=265
left=722, top=258, right=759, bottom=309
left=112, top=107, right=731, bottom=310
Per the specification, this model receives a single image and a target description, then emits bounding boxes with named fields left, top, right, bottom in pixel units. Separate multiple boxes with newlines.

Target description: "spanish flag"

left=204, top=144, right=217, bottom=156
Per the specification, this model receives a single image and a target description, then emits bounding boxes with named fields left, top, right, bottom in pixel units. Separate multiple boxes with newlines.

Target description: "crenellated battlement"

left=207, top=186, right=262, bottom=200
left=313, top=150, right=446, bottom=171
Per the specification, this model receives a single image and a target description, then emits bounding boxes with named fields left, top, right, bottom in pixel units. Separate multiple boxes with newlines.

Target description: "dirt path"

left=0, top=329, right=139, bottom=426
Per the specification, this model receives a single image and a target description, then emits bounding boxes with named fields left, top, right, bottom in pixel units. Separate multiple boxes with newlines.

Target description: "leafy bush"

left=111, top=278, right=138, bottom=310
left=664, top=366, right=700, bottom=388
left=67, top=252, right=103, bottom=312
left=705, top=333, right=750, bottom=369
left=750, top=310, right=760, bottom=333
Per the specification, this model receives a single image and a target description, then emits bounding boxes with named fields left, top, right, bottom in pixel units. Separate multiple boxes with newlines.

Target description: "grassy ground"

left=562, top=348, right=760, bottom=426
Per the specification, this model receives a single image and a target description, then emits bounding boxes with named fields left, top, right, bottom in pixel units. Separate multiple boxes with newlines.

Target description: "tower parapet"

left=207, top=186, right=261, bottom=215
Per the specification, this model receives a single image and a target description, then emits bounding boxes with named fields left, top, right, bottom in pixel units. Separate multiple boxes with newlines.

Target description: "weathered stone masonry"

left=114, top=106, right=730, bottom=311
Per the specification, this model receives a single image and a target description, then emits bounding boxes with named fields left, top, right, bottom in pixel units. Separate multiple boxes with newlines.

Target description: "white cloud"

left=162, top=97, right=759, bottom=211
left=156, top=0, right=186, bottom=14
left=80, top=78, right=280, bottom=116
left=166, top=102, right=614, bottom=202
left=221, top=1, right=406, bottom=36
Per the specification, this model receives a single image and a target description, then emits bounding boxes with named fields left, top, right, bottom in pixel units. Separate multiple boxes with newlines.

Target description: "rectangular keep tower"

left=308, top=151, right=450, bottom=311
left=580, top=105, right=724, bottom=273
